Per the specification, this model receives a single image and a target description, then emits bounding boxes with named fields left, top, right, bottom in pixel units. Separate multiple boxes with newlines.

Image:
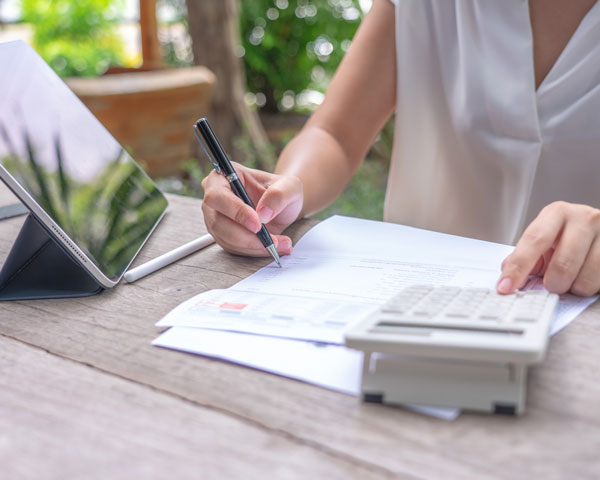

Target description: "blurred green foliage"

left=157, top=0, right=393, bottom=221
left=21, top=0, right=126, bottom=77
left=159, top=0, right=364, bottom=112
left=156, top=0, right=193, bottom=67
left=0, top=126, right=167, bottom=278
left=16, top=0, right=390, bottom=221
left=240, top=0, right=363, bottom=112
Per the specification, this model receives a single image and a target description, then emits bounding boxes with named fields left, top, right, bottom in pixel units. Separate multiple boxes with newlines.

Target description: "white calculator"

left=344, top=285, right=559, bottom=414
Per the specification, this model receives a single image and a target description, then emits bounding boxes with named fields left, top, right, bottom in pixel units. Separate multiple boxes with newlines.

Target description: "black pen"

left=193, top=118, right=282, bottom=267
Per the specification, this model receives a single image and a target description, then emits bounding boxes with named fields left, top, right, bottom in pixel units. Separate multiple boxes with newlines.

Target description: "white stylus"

left=123, top=233, right=215, bottom=283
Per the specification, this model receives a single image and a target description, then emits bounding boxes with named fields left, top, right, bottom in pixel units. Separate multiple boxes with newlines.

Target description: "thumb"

left=255, top=175, right=302, bottom=224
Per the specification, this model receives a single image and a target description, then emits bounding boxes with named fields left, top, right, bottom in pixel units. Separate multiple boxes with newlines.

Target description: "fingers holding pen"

left=231, top=162, right=269, bottom=200
left=197, top=120, right=292, bottom=262
left=202, top=183, right=261, bottom=233
left=236, top=166, right=302, bottom=226
left=255, top=174, right=304, bottom=228
left=201, top=165, right=296, bottom=257
left=203, top=208, right=292, bottom=257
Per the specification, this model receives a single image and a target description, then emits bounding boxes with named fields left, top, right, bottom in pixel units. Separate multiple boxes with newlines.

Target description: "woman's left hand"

left=497, top=201, right=600, bottom=296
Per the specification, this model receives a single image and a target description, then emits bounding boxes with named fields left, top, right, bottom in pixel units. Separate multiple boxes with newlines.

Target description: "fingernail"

left=258, top=206, right=273, bottom=224
left=497, top=277, right=513, bottom=294
left=245, top=219, right=259, bottom=233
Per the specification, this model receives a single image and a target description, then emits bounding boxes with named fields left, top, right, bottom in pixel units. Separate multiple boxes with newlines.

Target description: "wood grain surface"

left=0, top=184, right=599, bottom=480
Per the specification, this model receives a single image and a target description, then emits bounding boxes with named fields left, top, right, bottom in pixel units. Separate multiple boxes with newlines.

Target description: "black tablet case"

left=0, top=213, right=104, bottom=301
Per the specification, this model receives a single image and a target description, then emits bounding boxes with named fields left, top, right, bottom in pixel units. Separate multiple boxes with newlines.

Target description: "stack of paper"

left=153, top=216, right=597, bottom=419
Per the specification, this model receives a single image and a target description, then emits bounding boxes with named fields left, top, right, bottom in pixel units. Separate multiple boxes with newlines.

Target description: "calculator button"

left=514, top=316, right=537, bottom=323
left=444, top=312, right=470, bottom=318
left=436, top=287, right=461, bottom=297
left=381, top=306, right=407, bottom=314
left=478, top=313, right=500, bottom=320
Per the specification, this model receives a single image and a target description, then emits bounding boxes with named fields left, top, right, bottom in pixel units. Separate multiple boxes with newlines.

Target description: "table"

left=1, top=184, right=599, bottom=479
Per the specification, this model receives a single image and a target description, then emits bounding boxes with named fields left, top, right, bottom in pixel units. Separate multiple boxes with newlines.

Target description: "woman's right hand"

left=201, top=162, right=304, bottom=257
left=201, top=0, right=395, bottom=259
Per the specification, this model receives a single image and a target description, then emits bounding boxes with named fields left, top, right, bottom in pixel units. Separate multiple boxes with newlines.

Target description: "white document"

left=155, top=289, right=377, bottom=344
left=154, top=327, right=363, bottom=395
left=157, top=215, right=597, bottom=341
left=154, top=215, right=597, bottom=419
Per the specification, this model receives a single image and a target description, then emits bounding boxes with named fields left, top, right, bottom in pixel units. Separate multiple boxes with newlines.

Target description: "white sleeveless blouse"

left=384, top=0, right=600, bottom=244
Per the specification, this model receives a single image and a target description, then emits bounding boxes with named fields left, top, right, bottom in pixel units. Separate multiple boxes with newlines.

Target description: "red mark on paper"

left=219, top=302, right=247, bottom=310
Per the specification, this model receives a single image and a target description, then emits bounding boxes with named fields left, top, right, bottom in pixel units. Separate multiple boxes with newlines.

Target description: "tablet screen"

left=0, top=41, right=168, bottom=281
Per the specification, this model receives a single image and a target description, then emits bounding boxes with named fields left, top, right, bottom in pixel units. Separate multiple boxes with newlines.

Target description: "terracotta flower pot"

left=67, top=66, right=216, bottom=178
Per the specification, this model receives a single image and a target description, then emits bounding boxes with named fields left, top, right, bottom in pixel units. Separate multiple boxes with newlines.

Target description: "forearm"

left=275, top=0, right=396, bottom=219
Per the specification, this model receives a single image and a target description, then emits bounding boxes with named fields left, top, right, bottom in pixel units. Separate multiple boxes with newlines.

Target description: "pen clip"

left=193, top=123, right=221, bottom=174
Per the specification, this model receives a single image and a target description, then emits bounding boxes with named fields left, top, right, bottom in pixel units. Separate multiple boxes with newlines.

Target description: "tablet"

left=0, top=40, right=168, bottom=288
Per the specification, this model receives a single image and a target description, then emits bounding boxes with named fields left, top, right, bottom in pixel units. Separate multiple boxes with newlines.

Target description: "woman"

left=200, top=0, right=600, bottom=296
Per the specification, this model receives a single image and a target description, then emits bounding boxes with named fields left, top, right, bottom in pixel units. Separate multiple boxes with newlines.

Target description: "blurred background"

left=0, top=0, right=391, bottom=220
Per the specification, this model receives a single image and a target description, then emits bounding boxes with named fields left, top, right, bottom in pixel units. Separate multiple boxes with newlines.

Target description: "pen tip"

left=266, top=244, right=282, bottom=268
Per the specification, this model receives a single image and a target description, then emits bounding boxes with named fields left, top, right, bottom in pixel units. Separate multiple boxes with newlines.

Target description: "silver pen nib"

left=266, top=244, right=282, bottom=267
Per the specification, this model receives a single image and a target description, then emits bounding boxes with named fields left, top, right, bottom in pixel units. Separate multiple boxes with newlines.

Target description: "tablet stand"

left=0, top=214, right=104, bottom=300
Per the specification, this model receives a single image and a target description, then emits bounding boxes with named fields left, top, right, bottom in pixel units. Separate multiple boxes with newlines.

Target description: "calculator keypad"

left=345, top=284, right=558, bottom=365
left=379, top=285, right=551, bottom=327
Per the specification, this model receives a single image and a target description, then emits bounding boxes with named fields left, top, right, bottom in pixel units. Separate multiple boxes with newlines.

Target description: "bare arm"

left=273, top=0, right=396, bottom=217
left=201, top=0, right=396, bottom=257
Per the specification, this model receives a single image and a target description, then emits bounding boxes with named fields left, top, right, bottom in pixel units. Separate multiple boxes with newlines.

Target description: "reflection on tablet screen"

left=0, top=41, right=168, bottom=282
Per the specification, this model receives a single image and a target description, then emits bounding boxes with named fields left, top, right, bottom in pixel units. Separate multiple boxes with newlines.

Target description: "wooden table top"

left=0, top=184, right=599, bottom=480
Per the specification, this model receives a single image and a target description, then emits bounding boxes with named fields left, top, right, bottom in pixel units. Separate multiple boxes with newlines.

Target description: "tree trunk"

left=185, top=0, right=272, bottom=168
